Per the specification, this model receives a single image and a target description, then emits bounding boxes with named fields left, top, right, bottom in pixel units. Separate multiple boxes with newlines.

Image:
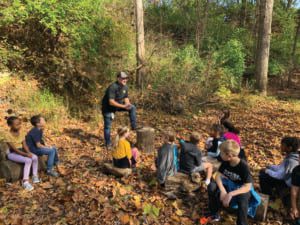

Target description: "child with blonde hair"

left=206, top=140, right=260, bottom=224
left=112, top=126, right=139, bottom=168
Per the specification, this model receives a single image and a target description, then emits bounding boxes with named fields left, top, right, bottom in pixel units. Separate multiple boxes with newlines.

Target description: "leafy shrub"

left=269, top=60, right=285, bottom=76
left=8, top=80, right=67, bottom=131
left=214, top=39, right=246, bottom=91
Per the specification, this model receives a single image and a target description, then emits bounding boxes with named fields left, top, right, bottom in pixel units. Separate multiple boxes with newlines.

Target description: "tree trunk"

left=240, top=0, right=247, bottom=27
left=195, top=0, right=209, bottom=53
left=195, top=0, right=202, bottom=52
left=288, top=16, right=300, bottom=87
left=255, top=0, right=274, bottom=96
left=286, top=0, right=294, bottom=9
left=135, top=0, right=146, bottom=89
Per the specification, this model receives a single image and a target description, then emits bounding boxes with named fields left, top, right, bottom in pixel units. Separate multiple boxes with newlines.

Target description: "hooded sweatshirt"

left=266, top=152, right=299, bottom=186
left=156, top=143, right=178, bottom=184
left=179, top=140, right=202, bottom=174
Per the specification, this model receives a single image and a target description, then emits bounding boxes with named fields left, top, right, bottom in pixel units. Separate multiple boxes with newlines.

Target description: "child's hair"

left=165, top=130, right=176, bottom=143
left=281, top=137, right=299, bottom=152
left=211, top=124, right=224, bottom=134
left=30, top=115, right=42, bottom=126
left=220, top=109, right=230, bottom=124
left=190, top=132, right=201, bottom=145
left=222, top=120, right=240, bottom=135
left=114, top=126, right=130, bottom=147
left=6, top=116, right=19, bottom=126
left=220, top=140, right=240, bottom=156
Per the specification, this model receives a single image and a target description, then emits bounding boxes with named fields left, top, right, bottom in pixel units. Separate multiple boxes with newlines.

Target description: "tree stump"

left=136, top=127, right=155, bottom=153
left=0, top=142, right=47, bottom=182
left=103, top=163, right=132, bottom=177
left=255, top=193, right=269, bottom=222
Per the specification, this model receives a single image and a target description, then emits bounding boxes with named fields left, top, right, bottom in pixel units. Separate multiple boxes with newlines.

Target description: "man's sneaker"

left=22, top=181, right=34, bottom=191
left=32, top=176, right=41, bottom=184
left=47, top=170, right=59, bottom=177
left=106, top=144, right=113, bottom=151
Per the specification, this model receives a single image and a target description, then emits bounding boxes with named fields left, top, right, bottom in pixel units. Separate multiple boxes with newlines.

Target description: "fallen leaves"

left=41, top=182, right=53, bottom=189
left=1, top=77, right=300, bottom=224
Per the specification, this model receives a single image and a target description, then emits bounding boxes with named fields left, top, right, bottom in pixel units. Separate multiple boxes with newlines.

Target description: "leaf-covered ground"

left=0, top=76, right=299, bottom=225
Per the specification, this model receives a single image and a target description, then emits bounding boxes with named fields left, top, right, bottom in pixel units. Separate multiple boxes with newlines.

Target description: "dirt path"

left=0, top=76, right=299, bottom=224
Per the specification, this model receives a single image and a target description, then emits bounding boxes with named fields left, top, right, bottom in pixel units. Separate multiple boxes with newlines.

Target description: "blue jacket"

left=222, top=178, right=261, bottom=218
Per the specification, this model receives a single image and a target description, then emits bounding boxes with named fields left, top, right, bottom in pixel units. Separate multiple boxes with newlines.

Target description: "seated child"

left=207, top=140, right=260, bottom=225
left=221, top=120, right=247, bottom=161
left=156, top=131, right=179, bottom=187
left=222, top=120, right=241, bottom=147
left=112, top=126, right=139, bottom=169
left=0, top=116, right=40, bottom=191
left=179, top=132, right=213, bottom=185
left=205, top=124, right=225, bottom=158
left=259, top=137, right=299, bottom=197
left=26, top=115, right=59, bottom=177
left=290, top=153, right=300, bottom=224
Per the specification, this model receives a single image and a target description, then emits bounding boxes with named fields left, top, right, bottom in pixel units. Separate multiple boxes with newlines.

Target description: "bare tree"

left=288, top=11, right=300, bottom=87
left=135, top=0, right=146, bottom=89
left=255, top=0, right=274, bottom=96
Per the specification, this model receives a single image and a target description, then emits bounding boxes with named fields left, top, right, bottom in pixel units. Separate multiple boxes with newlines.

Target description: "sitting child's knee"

left=24, top=157, right=32, bottom=164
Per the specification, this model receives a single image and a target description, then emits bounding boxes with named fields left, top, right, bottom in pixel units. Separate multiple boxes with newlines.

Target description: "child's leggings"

left=7, top=152, right=38, bottom=180
left=131, top=147, right=139, bottom=161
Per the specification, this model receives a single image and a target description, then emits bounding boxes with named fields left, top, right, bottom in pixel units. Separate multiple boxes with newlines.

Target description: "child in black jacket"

left=179, top=132, right=213, bottom=186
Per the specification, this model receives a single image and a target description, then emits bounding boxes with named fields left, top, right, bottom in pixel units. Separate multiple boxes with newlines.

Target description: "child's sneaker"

left=22, top=181, right=34, bottom=191
left=47, top=170, right=59, bottom=177
left=32, top=176, right=41, bottom=184
left=201, top=213, right=221, bottom=224
left=210, top=214, right=221, bottom=222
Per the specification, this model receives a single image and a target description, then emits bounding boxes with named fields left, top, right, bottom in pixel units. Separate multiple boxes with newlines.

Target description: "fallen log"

left=103, top=163, right=132, bottom=177
left=165, top=172, right=200, bottom=192
left=0, top=142, right=47, bottom=182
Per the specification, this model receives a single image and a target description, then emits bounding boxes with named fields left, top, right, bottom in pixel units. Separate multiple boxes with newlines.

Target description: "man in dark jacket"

left=101, top=72, right=137, bottom=147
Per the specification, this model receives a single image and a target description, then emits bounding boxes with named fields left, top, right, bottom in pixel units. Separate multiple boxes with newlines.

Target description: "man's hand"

left=124, top=103, right=132, bottom=110
left=220, top=191, right=227, bottom=202
left=222, top=192, right=233, bottom=208
left=290, top=207, right=299, bottom=220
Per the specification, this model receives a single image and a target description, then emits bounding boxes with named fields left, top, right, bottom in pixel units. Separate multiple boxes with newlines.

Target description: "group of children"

left=110, top=110, right=300, bottom=225
left=1, top=110, right=299, bottom=224
left=0, top=115, right=59, bottom=191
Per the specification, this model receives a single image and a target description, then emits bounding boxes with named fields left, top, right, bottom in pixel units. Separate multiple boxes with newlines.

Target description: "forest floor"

left=0, top=74, right=300, bottom=225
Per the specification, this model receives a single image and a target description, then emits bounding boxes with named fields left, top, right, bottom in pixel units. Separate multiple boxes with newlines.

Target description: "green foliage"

left=143, top=203, right=160, bottom=218
left=0, top=0, right=132, bottom=64
left=214, top=39, right=246, bottom=91
left=269, top=60, right=285, bottom=76
left=9, top=82, right=67, bottom=131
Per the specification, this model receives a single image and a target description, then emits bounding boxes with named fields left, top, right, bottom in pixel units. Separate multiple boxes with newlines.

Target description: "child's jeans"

left=208, top=181, right=250, bottom=225
left=7, top=152, right=38, bottom=180
left=31, top=147, right=59, bottom=171
left=259, top=169, right=287, bottom=196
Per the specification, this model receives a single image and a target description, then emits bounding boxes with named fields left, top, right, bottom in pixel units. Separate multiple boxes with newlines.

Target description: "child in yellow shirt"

left=112, top=127, right=139, bottom=168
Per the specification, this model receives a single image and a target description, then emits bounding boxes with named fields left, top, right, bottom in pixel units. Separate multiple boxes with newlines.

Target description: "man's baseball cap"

left=117, top=71, right=129, bottom=79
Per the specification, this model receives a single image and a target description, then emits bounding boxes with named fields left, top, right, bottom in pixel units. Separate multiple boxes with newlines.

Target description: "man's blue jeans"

left=103, top=105, right=137, bottom=146
left=31, top=147, right=59, bottom=171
